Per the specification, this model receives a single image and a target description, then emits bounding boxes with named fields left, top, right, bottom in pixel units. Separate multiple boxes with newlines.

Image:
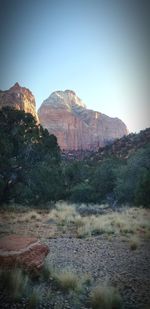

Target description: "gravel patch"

left=45, top=236, right=150, bottom=309
left=0, top=234, right=149, bottom=308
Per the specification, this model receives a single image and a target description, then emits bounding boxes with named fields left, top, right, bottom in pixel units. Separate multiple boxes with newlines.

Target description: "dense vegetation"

left=0, top=107, right=64, bottom=204
left=0, top=107, right=149, bottom=207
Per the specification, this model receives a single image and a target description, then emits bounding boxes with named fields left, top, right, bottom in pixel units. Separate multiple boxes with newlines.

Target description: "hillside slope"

left=92, top=127, right=150, bottom=161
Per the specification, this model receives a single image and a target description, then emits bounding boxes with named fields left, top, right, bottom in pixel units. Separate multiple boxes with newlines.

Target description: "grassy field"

left=0, top=202, right=149, bottom=241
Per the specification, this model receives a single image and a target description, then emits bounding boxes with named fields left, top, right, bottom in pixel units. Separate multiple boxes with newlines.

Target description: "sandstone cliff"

left=0, top=83, right=38, bottom=121
left=38, top=90, right=128, bottom=150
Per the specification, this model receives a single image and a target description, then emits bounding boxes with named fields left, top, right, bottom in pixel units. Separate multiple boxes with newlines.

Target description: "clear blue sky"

left=0, top=0, right=149, bottom=132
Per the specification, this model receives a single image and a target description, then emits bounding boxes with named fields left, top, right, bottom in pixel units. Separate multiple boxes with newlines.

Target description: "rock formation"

left=0, top=83, right=38, bottom=121
left=0, top=235, right=49, bottom=271
left=38, top=90, right=128, bottom=150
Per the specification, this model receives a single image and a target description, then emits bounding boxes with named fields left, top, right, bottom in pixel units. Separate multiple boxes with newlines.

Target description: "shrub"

left=28, top=287, right=42, bottom=308
left=129, top=236, right=140, bottom=250
left=41, top=261, right=53, bottom=281
left=55, top=269, right=81, bottom=292
left=91, top=159, right=118, bottom=202
left=115, top=146, right=150, bottom=207
left=0, top=267, right=29, bottom=300
left=90, top=284, right=123, bottom=309
left=48, top=202, right=78, bottom=225
left=70, top=182, right=94, bottom=203
left=134, top=169, right=150, bottom=207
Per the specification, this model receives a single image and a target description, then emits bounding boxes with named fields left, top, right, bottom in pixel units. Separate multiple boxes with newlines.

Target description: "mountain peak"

left=42, top=90, right=86, bottom=109
left=38, top=89, right=128, bottom=150
left=10, top=82, right=21, bottom=90
left=0, top=84, right=38, bottom=121
left=14, top=82, right=20, bottom=87
left=64, top=89, right=76, bottom=95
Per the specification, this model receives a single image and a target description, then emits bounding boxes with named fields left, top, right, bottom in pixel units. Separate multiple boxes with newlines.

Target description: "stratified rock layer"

left=0, top=235, right=49, bottom=271
left=38, top=90, right=128, bottom=150
left=0, top=83, right=38, bottom=121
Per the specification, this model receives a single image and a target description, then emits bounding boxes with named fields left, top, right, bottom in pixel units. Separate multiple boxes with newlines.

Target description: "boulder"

left=0, top=235, right=49, bottom=271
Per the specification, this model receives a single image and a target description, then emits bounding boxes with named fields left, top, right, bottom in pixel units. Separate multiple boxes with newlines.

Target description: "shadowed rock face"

left=0, top=83, right=38, bottom=121
left=38, top=90, right=128, bottom=150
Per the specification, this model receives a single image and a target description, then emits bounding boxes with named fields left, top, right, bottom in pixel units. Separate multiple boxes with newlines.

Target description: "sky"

left=0, top=0, right=149, bottom=133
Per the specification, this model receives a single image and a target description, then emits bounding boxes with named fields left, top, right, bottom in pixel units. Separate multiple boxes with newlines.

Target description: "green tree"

left=115, top=146, right=150, bottom=206
left=0, top=107, right=61, bottom=204
left=70, top=182, right=94, bottom=203
left=91, top=159, right=119, bottom=202
left=134, top=168, right=150, bottom=207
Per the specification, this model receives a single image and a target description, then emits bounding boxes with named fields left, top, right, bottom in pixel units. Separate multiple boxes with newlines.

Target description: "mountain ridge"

left=0, top=84, right=128, bottom=150
left=38, top=89, right=128, bottom=150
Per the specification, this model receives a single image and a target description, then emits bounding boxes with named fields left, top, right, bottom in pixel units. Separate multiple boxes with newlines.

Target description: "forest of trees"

left=0, top=107, right=149, bottom=207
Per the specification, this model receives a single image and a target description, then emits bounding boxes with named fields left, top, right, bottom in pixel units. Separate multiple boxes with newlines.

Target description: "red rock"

left=0, top=235, right=49, bottom=271
left=38, top=90, right=128, bottom=150
left=0, top=85, right=128, bottom=150
left=0, top=83, right=39, bottom=122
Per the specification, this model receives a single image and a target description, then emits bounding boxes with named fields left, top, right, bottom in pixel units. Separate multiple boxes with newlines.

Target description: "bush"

left=90, top=284, right=123, bottom=309
left=28, top=287, right=42, bottom=308
left=129, top=236, right=139, bottom=250
left=55, top=269, right=81, bottom=292
left=134, top=169, right=150, bottom=207
left=0, top=267, right=29, bottom=300
left=115, top=146, right=150, bottom=207
left=91, top=159, right=119, bottom=203
left=27, top=163, right=65, bottom=204
left=70, top=182, right=94, bottom=203
left=0, top=177, right=6, bottom=202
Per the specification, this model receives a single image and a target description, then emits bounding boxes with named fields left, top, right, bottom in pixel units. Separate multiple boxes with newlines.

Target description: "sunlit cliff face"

left=0, top=83, right=39, bottom=122
left=38, top=90, right=128, bottom=150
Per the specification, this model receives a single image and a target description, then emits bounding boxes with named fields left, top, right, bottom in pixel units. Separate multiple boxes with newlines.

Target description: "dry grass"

left=28, top=287, right=42, bottom=308
left=0, top=203, right=149, bottom=240
left=0, top=267, right=29, bottom=300
left=46, top=203, right=150, bottom=239
left=41, top=259, right=92, bottom=292
left=76, top=215, right=115, bottom=238
left=0, top=208, right=57, bottom=239
left=47, top=201, right=78, bottom=226
left=90, top=283, right=123, bottom=309
left=55, top=269, right=80, bottom=291
left=75, top=207, right=150, bottom=238
left=129, top=236, right=140, bottom=250
left=42, top=261, right=83, bottom=292
left=41, top=261, right=55, bottom=281
left=13, top=210, right=42, bottom=223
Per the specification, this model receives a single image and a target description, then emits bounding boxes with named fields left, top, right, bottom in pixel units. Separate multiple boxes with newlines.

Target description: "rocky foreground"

left=45, top=236, right=150, bottom=309
left=0, top=206, right=149, bottom=308
left=0, top=235, right=149, bottom=309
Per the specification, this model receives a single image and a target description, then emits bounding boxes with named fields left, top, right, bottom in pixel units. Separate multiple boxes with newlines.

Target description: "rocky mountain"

left=38, top=90, right=128, bottom=150
left=0, top=83, right=38, bottom=121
